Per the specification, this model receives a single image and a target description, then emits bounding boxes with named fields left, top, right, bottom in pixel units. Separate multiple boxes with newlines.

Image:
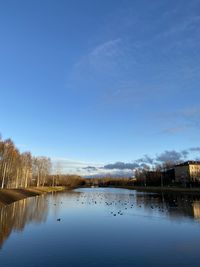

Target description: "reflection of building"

left=134, top=191, right=199, bottom=220
left=175, top=161, right=200, bottom=183
left=192, top=201, right=200, bottom=219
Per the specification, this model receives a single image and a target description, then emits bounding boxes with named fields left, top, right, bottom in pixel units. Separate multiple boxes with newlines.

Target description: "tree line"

left=0, top=136, right=86, bottom=189
left=0, top=137, right=52, bottom=189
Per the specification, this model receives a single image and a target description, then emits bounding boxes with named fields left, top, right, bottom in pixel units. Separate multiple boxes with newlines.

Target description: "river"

left=1, top=188, right=200, bottom=267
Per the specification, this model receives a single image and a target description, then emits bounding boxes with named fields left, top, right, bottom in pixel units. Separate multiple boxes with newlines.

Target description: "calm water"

left=1, top=188, right=200, bottom=267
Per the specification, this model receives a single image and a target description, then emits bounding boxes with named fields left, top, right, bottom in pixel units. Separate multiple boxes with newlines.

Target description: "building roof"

left=176, top=161, right=200, bottom=167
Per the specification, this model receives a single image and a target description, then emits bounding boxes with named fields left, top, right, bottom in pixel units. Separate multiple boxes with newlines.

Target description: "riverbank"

left=109, top=185, right=200, bottom=195
left=0, top=186, right=65, bottom=206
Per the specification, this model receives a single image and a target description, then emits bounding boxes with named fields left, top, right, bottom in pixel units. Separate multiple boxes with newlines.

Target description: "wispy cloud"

left=181, top=106, right=200, bottom=118
left=66, top=0, right=200, bottom=138
left=162, top=125, right=187, bottom=134
left=160, top=15, right=200, bottom=38
left=160, top=106, right=200, bottom=136
left=66, top=38, right=126, bottom=97
left=135, top=155, right=154, bottom=165
left=90, top=39, right=122, bottom=58
left=102, top=79, right=159, bottom=106
left=178, top=106, right=200, bottom=130
left=73, top=38, right=123, bottom=75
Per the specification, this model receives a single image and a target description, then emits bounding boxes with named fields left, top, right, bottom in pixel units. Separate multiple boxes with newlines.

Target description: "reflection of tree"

left=0, top=195, right=49, bottom=248
left=134, top=192, right=200, bottom=220
left=74, top=189, right=200, bottom=223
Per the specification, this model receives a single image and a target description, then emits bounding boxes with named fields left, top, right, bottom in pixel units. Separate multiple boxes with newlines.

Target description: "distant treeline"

left=48, top=174, right=86, bottom=188
left=134, top=168, right=173, bottom=187
left=85, top=169, right=175, bottom=188
left=0, top=136, right=85, bottom=189
left=85, top=177, right=136, bottom=187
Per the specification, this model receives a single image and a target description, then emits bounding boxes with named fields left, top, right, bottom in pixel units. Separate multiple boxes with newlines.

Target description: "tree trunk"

left=1, top=162, right=7, bottom=189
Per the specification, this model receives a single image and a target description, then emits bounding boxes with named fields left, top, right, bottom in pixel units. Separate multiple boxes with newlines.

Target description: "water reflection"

left=192, top=201, right=200, bottom=219
left=0, top=195, right=49, bottom=248
left=74, top=188, right=200, bottom=222
left=1, top=188, right=200, bottom=250
left=132, top=192, right=200, bottom=220
left=1, top=188, right=200, bottom=267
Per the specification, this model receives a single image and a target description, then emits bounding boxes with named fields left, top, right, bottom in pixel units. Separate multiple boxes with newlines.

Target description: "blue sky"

left=0, top=0, right=200, bottom=174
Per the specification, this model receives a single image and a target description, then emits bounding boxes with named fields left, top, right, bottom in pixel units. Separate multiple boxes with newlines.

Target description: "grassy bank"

left=0, top=186, right=65, bottom=206
left=108, top=185, right=200, bottom=194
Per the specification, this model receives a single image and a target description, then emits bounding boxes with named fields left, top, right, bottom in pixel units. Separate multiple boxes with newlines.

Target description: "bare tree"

left=0, top=136, right=52, bottom=189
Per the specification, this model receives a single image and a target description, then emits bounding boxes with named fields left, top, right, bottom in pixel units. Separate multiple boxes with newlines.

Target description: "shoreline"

left=104, top=185, right=200, bottom=195
left=0, top=186, right=65, bottom=206
left=2, top=185, right=200, bottom=206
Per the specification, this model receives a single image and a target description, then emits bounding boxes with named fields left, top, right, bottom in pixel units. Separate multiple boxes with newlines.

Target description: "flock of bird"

left=51, top=190, right=197, bottom=222
left=74, top=192, right=167, bottom=217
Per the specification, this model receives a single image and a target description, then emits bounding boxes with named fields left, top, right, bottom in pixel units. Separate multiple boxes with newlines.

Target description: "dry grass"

left=0, top=186, right=65, bottom=205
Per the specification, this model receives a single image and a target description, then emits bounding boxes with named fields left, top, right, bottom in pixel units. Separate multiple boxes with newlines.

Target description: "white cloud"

left=90, top=39, right=122, bottom=57
left=70, top=38, right=124, bottom=80
left=51, top=157, right=104, bottom=175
